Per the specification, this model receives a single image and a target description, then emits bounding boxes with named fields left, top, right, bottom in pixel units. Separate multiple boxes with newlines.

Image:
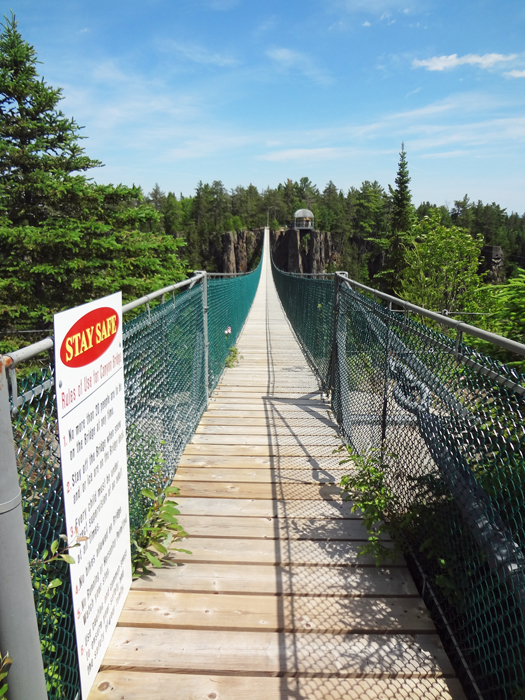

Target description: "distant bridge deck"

left=89, top=237, right=465, bottom=699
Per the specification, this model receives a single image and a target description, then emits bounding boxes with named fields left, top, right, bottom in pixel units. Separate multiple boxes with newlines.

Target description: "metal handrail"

left=338, top=273, right=525, bottom=357
left=121, top=272, right=205, bottom=314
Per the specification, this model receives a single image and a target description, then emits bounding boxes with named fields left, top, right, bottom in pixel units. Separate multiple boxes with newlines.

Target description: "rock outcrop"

left=219, top=229, right=264, bottom=273
left=222, top=232, right=237, bottom=273
left=480, top=245, right=505, bottom=284
left=271, top=229, right=341, bottom=273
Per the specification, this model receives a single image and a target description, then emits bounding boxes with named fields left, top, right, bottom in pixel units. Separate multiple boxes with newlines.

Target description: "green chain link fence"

left=4, top=257, right=262, bottom=699
left=11, top=365, right=79, bottom=699
left=272, top=257, right=525, bottom=700
left=207, top=268, right=262, bottom=393
left=271, top=271, right=335, bottom=392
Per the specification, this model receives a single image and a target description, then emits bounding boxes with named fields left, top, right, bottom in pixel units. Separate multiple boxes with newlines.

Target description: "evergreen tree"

left=162, top=192, right=181, bottom=237
left=0, top=13, right=102, bottom=225
left=389, top=143, right=413, bottom=234
left=147, top=184, right=167, bottom=212
left=381, top=143, right=414, bottom=293
left=0, top=15, right=187, bottom=347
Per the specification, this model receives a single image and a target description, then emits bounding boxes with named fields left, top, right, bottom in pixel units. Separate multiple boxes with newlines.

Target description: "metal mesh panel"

left=271, top=270, right=334, bottom=392
left=272, top=259, right=525, bottom=700
left=207, top=264, right=262, bottom=393
left=7, top=262, right=262, bottom=698
left=123, top=283, right=207, bottom=530
left=12, top=367, right=80, bottom=700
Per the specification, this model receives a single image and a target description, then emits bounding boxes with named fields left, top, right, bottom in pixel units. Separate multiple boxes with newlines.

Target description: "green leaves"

left=225, top=346, right=241, bottom=368
left=0, top=16, right=188, bottom=347
left=338, top=444, right=402, bottom=565
left=399, top=210, right=485, bottom=317
left=130, top=453, right=190, bottom=579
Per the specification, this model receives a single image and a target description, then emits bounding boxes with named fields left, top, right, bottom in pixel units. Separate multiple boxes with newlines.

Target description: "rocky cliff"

left=271, top=229, right=342, bottom=273
left=219, top=229, right=264, bottom=273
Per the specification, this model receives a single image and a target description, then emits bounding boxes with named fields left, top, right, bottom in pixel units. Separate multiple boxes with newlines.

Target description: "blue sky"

left=6, top=0, right=525, bottom=212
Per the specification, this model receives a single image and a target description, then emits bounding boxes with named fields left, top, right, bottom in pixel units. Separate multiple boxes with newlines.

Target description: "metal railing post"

left=329, top=272, right=348, bottom=404
left=194, top=272, right=209, bottom=406
left=0, top=357, right=48, bottom=700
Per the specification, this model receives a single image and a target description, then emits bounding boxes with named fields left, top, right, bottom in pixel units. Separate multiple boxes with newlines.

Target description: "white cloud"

left=266, top=48, right=332, bottom=84
left=255, top=17, right=278, bottom=33
left=256, top=93, right=525, bottom=166
left=506, top=69, right=525, bottom=78
left=167, top=41, right=239, bottom=67
left=413, top=52, right=517, bottom=71
left=363, top=20, right=371, bottom=26
left=376, top=11, right=396, bottom=23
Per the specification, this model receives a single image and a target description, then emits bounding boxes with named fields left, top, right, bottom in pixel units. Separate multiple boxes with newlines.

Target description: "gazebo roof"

left=294, top=209, right=314, bottom=218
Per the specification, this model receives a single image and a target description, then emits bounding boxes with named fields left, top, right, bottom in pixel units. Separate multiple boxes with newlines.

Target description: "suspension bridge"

left=88, top=232, right=465, bottom=699
left=3, top=229, right=525, bottom=700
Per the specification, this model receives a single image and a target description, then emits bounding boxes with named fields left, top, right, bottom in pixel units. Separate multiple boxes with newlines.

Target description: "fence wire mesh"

left=272, top=258, right=525, bottom=700
left=207, top=265, right=262, bottom=393
left=271, top=270, right=335, bottom=392
left=123, top=283, right=207, bottom=533
left=6, top=260, right=262, bottom=699
left=12, top=366, right=80, bottom=700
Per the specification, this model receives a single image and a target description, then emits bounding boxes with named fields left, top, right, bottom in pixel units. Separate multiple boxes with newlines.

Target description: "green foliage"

left=338, top=443, right=463, bottom=602
left=130, top=450, right=190, bottom=579
left=492, top=269, right=525, bottom=344
left=338, top=444, right=402, bottom=564
left=300, top=232, right=310, bottom=251
left=225, top=346, right=242, bottom=368
left=30, top=535, right=83, bottom=695
left=0, top=13, right=102, bottom=227
left=0, top=652, right=12, bottom=698
left=380, top=143, right=415, bottom=293
left=389, top=143, right=413, bottom=235
left=399, top=211, right=485, bottom=316
left=481, top=269, right=525, bottom=371
left=0, top=15, right=187, bottom=349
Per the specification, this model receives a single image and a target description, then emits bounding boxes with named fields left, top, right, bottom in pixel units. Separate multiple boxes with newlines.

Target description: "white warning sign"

left=54, top=292, right=131, bottom=700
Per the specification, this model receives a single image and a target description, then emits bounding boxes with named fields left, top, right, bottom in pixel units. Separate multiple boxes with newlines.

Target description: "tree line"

left=145, top=171, right=525, bottom=284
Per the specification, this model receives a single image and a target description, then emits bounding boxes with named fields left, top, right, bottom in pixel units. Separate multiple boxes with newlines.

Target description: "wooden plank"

left=174, top=467, right=349, bottom=483
left=183, top=445, right=340, bottom=457
left=202, top=408, right=334, bottom=418
left=216, top=372, right=317, bottom=378
left=175, top=515, right=372, bottom=541
left=174, top=482, right=342, bottom=501
left=168, top=536, right=397, bottom=565
left=177, top=454, right=343, bottom=468
left=215, top=386, right=320, bottom=393
left=208, top=397, right=329, bottom=405
left=205, top=407, right=332, bottom=417
left=89, top=672, right=467, bottom=700
left=174, top=497, right=355, bottom=518
left=199, top=416, right=338, bottom=427
left=99, top=628, right=453, bottom=676
left=132, top=563, right=417, bottom=596
left=195, top=425, right=338, bottom=435
left=219, top=369, right=313, bottom=374
left=119, top=591, right=433, bottom=632
left=210, top=395, right=327, bottom=403
left=190, top=435, right=340, bottom=447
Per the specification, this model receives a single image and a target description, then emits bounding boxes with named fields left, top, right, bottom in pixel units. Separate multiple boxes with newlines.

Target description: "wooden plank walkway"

left=89, top=234, right=466, bottom=699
